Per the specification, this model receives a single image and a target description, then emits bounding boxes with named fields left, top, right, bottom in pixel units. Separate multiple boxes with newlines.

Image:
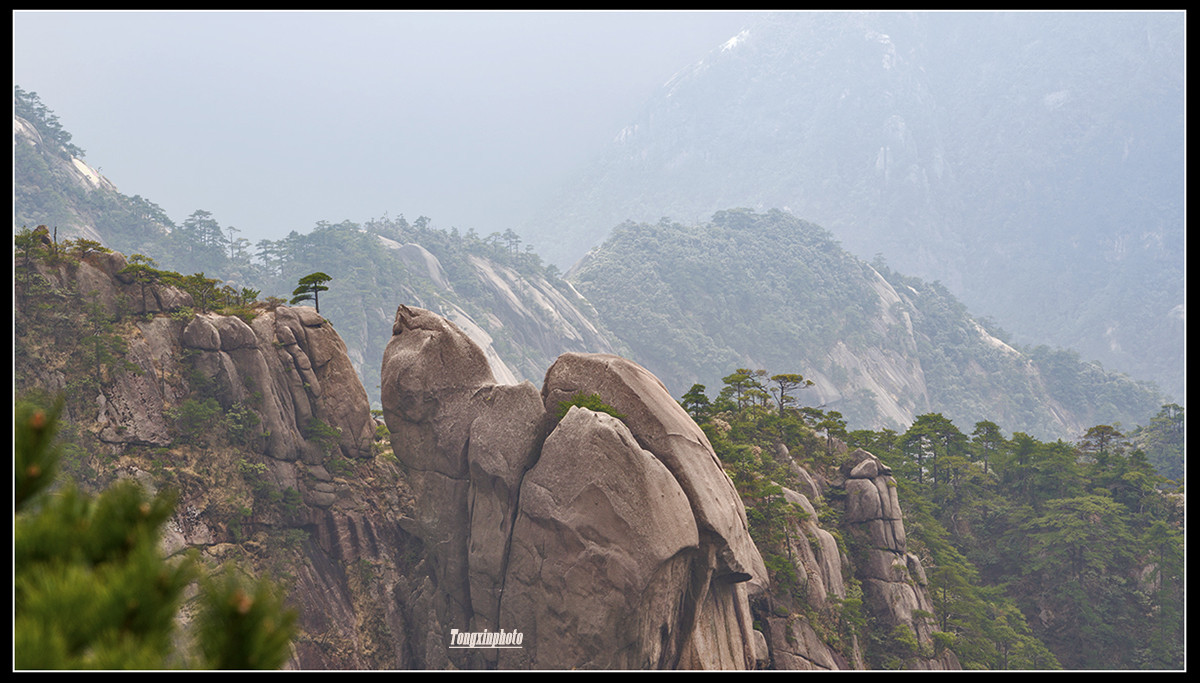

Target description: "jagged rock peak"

left=380, top=306, right=767, bottom=669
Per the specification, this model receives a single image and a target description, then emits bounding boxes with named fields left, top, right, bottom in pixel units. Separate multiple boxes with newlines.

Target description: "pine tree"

left=14, top=396, right=296, bottom=670
left=290, top=271, right=332, bottom=314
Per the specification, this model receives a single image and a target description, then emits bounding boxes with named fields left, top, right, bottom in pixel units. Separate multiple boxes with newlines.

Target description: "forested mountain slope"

left=525, top=11, right=1185, bottom=405
left=15, top=86, right=1165, bottom=442
left=567, top=209, right=1164, bottom=441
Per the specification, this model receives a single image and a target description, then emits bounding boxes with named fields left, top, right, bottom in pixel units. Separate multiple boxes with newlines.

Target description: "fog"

left=13, top=10, right=755, bottom=245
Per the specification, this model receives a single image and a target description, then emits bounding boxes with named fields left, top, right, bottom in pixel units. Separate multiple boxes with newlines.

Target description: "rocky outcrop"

left=839, top=449, right=960, bottom=670
left=177, top=305, right=376, bottom=464
left=19, top=247, right=376, bottom=470
left=758, top=482, right=863, bottom=670
left=16, top=244, right=966, bottom=670
left=15, top=247, right=422, bottom=668
left=381, top=305, right=767, bottom=669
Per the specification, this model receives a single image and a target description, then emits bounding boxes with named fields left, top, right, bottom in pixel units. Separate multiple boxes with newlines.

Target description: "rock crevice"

left=381, top=306, right=766, bottom=669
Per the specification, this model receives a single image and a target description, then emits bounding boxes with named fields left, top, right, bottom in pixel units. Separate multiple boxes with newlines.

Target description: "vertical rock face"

left=760, top=482, right=863, bottom=671
left=381, top=306, right=767, bottom=669
left=840, top=449, right=960, bottom=670
left=180, top=305, right=376, bottom=464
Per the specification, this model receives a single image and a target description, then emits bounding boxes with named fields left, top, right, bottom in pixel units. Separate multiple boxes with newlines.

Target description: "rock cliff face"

left=15, top=248, right=412, bottom=668
left=381, top=305, right=768, bottom=669
left=16, top=246, right=962, bottom=670
left=180, top=304, right=376, bottom=464
left=759, top=478, right=864, bottom=670
left=19, top=248, right=376, bottom=465
left=743, top=441, right=958, bottom=670
left=838, top=449, right=960, bottom=670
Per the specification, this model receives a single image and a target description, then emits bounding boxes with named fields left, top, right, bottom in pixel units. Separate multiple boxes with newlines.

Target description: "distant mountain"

left=14, top=88, right=621, bottom=408
left=15, top=85, right=1166, bottom=438
left=525, top=11, right=1185, bottom=405
left=568, top=209, right=1164, bottom=441
left=14, top=88, right=174, bottom=259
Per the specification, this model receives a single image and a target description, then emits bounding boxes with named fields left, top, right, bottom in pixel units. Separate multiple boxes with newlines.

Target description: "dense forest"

left=679, top=370, right=1184, bottom=669
left=569, top=209, right=1166, bottom=440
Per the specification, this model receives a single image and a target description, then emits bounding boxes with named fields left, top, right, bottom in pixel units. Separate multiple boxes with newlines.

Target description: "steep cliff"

left=380, top=305, right=768, bottom=669
left=15, top=242, right=416, bottom=668
left=741, top=442, right=959, bottom=670
left=16, top=241, right=965, bottom=669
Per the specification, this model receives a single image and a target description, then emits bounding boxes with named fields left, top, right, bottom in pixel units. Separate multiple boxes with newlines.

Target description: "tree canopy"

left=14, top=396, right=297, bottom=669
left=290, top=271, right=332, bottom=313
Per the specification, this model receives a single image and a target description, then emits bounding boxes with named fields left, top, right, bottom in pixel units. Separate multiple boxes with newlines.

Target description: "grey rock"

left=542, top=352, right=767, bottom=588
left=380, top=307, right=766, bottom=669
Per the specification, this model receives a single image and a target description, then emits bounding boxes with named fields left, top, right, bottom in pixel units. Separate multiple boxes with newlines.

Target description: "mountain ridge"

left=14, top=92, right=1167, bottom=441
left=13, top=80, right=1182, bottom=670
left=567, top=209, right=1163, bottom=440
left=523, top=11, right=1185, bottom=404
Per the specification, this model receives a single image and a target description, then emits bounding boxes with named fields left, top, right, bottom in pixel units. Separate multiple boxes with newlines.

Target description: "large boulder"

left=542, top=353, right=767, bottom=588
left=380, top=307, right=767, bottom=669
left=498, top=407, right=700, bottom=669
left=381, top=304, right=500, bottom=637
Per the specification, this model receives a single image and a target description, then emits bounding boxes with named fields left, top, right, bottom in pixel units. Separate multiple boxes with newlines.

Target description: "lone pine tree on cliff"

left=290, top=271, right=332, bottom=314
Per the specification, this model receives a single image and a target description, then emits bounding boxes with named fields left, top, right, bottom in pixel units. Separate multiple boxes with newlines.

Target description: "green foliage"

left=119, top=253, right=163, bottom=311
left=15, top=482, right=195, bottom=669
left=679, top=383, right=712, bottom=421
left=223, top=401, right=264, bottom=447
left=290, top=271, right=332, bottom=313
left=689, top=367, right=1182, bottom=669
left=570, top=210, right=882, bottom=421
left=569, top=208, right=1166, bottom=439
left=1128, top=404, right=1184, bottom=482
left=194, top=566, right=297, bottom=670
left=687, top=371, right=840, bottom=615
left=167, top=397, right=224, bottom=447
left=303, top=417, right=343, bottom=456
left=866, top=409, right=1181, bottom=669
left=326, top=456, right=356, bottom=478
left=554, top=392, right=625, bottom=421
left=15, top=85, right=85, bottom=157
left=15, top=397, right=65, bottom=510
left=14, top=395, right=296, bottom=669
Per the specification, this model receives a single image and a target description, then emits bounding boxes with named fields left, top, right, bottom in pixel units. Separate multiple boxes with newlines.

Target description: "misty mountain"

left=524, top=11, right=1185, bottom=405
left=14, top=85, right=1166, bottom=442
left=568, top=209, right=1163, bottom=440
left=14, top=92, right=621, bottom=409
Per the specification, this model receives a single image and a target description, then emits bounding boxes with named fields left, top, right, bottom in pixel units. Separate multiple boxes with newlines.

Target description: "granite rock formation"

left=839, top=449, right=961, bottom=670
left=381, top=305, right=767, bottom=669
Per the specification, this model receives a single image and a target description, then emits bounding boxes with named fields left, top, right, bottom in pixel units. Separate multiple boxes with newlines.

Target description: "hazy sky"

left=13, top=10, right=756, bottom=245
